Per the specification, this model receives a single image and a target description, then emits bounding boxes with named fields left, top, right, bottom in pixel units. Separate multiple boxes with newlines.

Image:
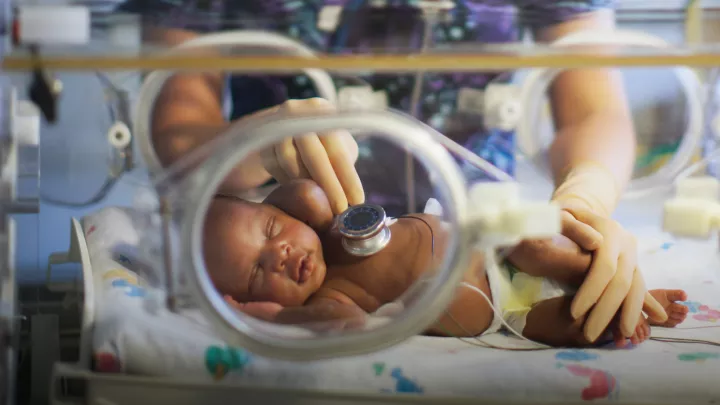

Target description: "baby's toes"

left=649, top=296, right=692, bottom=327
left=665, top=289, right=688, bottom=303
left=671, top=303, right=690, bottom=317
left=660, top=304, right=689, bottom=327
left=641, top=319, right=651, bottom=341
left=630, top=317, right=649, bottom=345
left=629, top=328, right=641, bottom=345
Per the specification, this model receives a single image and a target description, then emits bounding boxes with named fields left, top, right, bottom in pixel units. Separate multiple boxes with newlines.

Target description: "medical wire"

left=398, top=215, right=435, bottom=256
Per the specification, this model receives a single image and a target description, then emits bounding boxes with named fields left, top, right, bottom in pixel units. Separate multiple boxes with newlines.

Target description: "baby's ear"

left=264, top=180, right=334, bottom=232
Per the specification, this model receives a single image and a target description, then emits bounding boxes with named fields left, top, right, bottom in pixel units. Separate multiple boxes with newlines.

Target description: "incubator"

left=2, top=2, right=720, bottom=405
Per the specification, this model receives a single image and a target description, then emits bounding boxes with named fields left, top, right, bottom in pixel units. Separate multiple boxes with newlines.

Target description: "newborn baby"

left=204, top=180, right=688, bottom=346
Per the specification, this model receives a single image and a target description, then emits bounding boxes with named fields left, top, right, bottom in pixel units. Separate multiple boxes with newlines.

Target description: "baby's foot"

left=613, top=315, right=650, bottom=348
left=629, top=316, right=651, bottom=346
left=648, top=289, right=689, bottom=328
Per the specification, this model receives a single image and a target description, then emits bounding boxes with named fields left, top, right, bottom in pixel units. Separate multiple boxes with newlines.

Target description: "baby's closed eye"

left=266, top=216, right=280, bottom=238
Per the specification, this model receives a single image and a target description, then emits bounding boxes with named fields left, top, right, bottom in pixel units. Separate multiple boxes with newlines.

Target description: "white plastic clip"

left=337, top=86, right=387, bottom=110
left=675, top=176, right=720, bottom=201
left=18, top=5, right=90, bottom=45
left=317, top=5, right=343, bottom=32
left=108, top=121, right=132, bottom=150
left=483, top=83, right=522, bottom=132
left=663, top=176, right=720, bottom=238
left=468, top=182, right=561, bottom=248
left=417, top=0, right=456, bottom=12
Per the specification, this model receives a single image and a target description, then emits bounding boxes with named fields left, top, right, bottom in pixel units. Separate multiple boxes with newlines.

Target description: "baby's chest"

left=324, top=262, right=413, bottom=312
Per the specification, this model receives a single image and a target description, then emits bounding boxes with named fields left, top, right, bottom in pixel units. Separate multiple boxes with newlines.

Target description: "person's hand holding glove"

left=258, top=98, right=365, bottom=215
left=552, top=162, right=668, bottom=343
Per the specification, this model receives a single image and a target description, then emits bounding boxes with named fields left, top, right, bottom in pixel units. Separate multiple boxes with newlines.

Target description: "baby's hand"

left=224, top=295, right=284, bottom=322
left=506, top=234, right=592, bottom=287
left=275, top=300, right=367, bottom=332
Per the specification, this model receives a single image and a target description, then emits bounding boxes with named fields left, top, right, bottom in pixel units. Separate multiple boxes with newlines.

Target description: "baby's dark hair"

left=262, top=180, right=335, bottom=233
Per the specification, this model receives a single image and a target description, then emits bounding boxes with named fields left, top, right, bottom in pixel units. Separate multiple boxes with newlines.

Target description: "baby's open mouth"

left=299, top=256, right=313, bottom=284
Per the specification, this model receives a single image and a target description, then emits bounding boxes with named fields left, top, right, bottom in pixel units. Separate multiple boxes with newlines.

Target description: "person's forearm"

left=549, top=108, right=636, bottom=195
left=546, top=68, right=636, bottom=217
left=152, top=73, right=272, bottom=192
left=139, top=27, right=275, bottom=192
left=534, top=11, right=635, bottom=196
left=154, top=124, right=272, bottom=192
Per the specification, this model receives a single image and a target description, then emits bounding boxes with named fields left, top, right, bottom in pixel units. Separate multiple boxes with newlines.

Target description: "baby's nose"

left=268, top=243, right=292, bottom=273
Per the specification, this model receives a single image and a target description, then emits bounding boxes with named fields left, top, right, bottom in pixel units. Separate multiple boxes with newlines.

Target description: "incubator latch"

left=15, top=5, right=90, bottom=46
left=2, top=89, right=40, bottom=214
left=483, top=84, right=522, bottom=132
left=467, top=182, right=561, bottom=248
left=337, top=86, right=388, bottom=111
left=663, top=176, right=720, bottom=238
left=458, top=84, right=522, bottom=132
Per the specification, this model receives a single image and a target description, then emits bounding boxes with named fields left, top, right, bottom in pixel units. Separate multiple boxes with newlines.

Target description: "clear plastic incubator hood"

left=135, top=102, right=565, bottom=361
left=104, top=30, right=566, bottom=361
left=4, top=3, right=720, bottom=369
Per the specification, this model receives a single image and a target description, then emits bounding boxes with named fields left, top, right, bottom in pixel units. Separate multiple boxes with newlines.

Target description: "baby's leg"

left=524, top=297, right=655, bottom=348
left=522, top=296, right=593, bottom=347
left=524, top=289, right=689, bottom=348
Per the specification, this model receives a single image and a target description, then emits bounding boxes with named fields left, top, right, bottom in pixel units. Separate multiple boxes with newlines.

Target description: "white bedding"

left=84, top=207, right=720, bottom=404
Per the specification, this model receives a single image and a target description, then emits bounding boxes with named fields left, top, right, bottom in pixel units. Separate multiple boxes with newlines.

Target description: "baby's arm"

left=522, top=296, right=594, bottom=347
left=425, top=252, right=495, bottom=337
left=274, top=298, right=367, bottom=331
left=225, top=294, right=367, bottom=331
left=506, top=235, right=591, bottom=287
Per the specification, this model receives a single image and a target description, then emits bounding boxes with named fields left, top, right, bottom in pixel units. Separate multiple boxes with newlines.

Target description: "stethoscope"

left=336, top=203, right=392, bottom=257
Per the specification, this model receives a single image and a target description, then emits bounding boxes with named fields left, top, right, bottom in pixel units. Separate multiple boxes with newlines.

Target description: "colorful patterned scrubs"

left=117, top=0, right=614, bottom=214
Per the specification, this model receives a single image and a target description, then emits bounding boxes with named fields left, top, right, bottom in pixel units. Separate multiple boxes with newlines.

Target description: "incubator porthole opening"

left=515, top=29, right=704, bottom=200
left=134, top=30, right=339, bottom=177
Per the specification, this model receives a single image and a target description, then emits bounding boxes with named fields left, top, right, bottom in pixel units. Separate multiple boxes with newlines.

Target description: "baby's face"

left=203, top=197, right=326, bottom=307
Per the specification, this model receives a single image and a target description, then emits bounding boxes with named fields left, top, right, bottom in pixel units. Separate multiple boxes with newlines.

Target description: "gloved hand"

left=560, top=204, right=668, bottom=342
left=552, top=162, right=668, bottom=342
left=259, top=98, right=365, bottom=215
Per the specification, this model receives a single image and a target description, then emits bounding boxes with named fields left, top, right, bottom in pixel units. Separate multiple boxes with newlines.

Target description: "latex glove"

left=553, top=162, right=610, bottom=255
left=557, top=203, right=668, bottom=342
left=552, top=162, right=667, bottom=342
left=259, top=98, right=365, bottom=214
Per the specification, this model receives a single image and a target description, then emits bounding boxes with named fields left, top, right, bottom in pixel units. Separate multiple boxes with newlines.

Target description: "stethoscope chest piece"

left=337, top=204, right=392, bottom=257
